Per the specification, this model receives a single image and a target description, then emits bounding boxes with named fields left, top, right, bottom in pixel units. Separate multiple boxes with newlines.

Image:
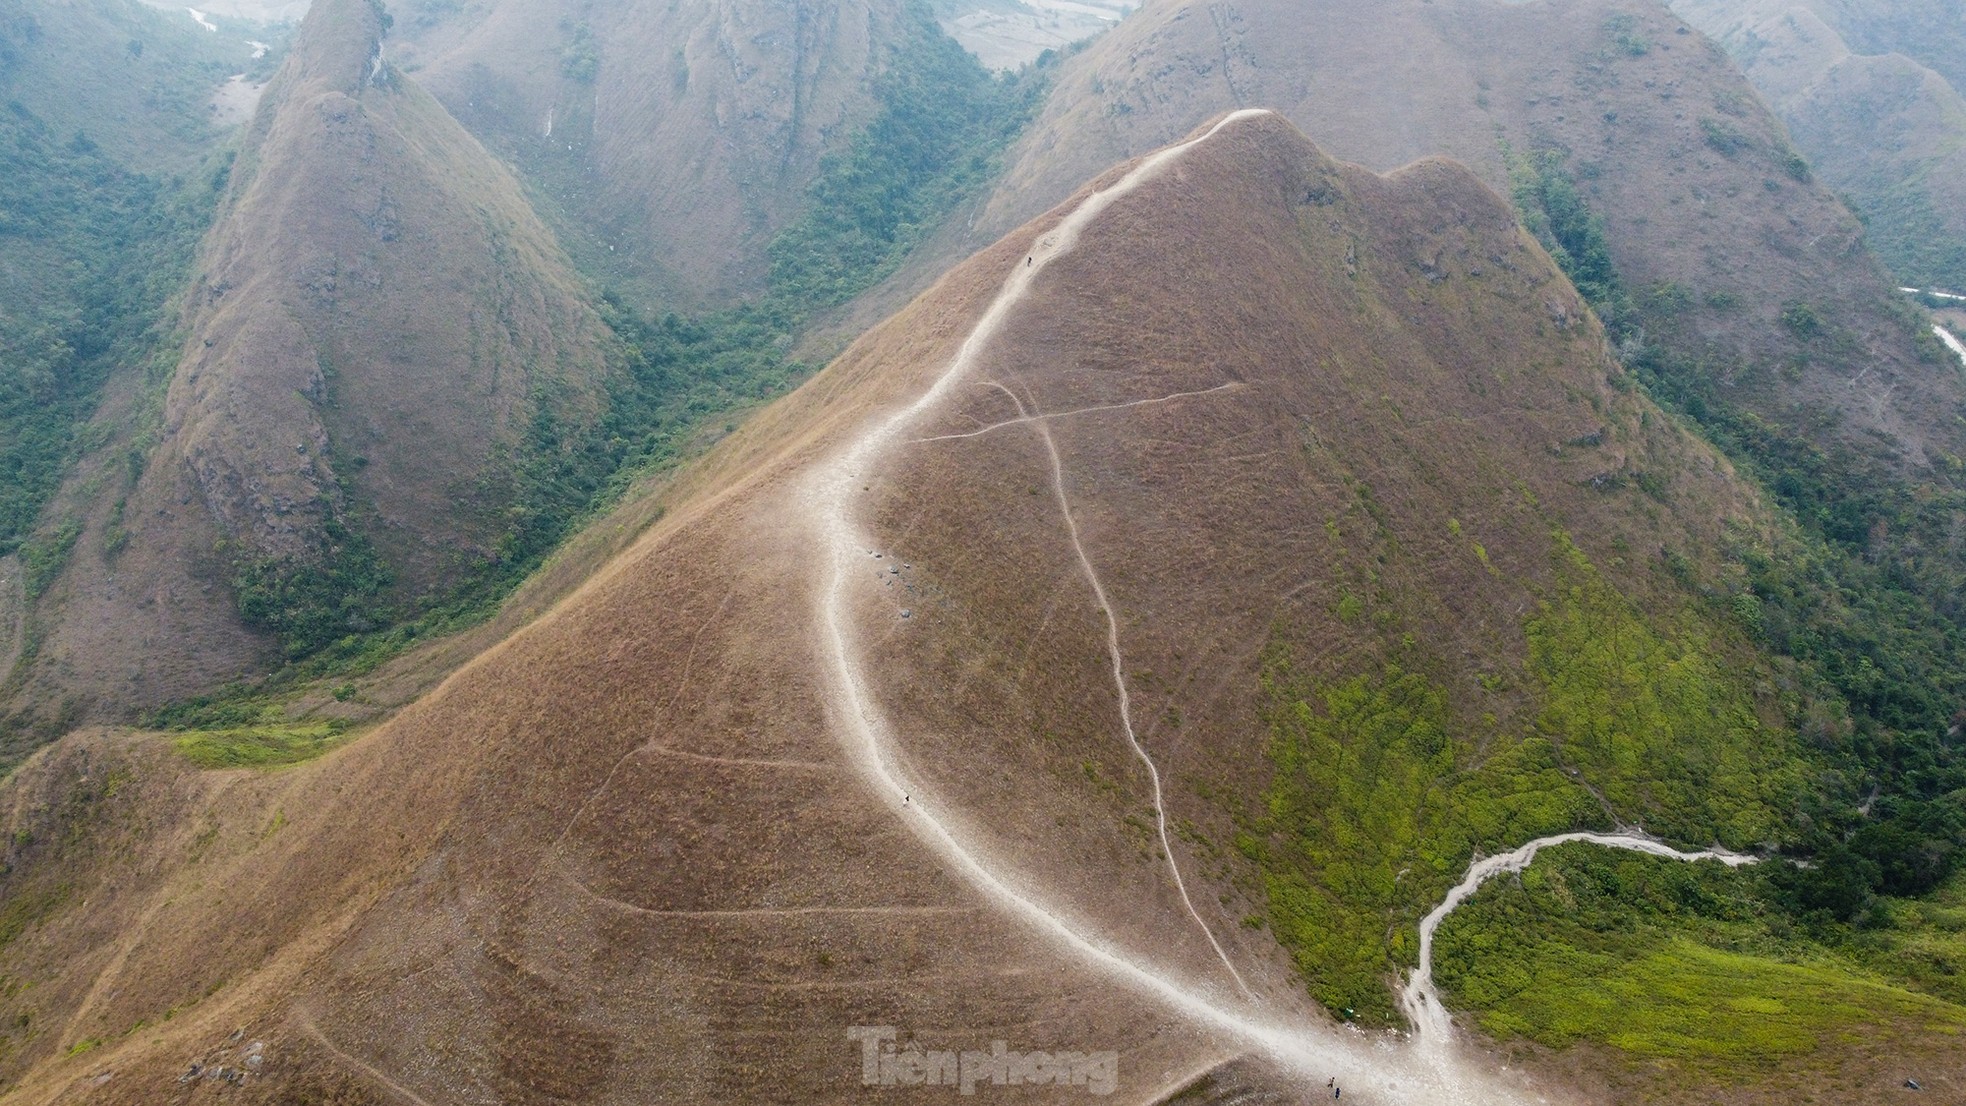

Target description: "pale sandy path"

left=1936, top=324, right=1966, bottom=367
left=806, top=108, right=1543, bottom=1105
left=998, top=376, right=1256, bottom=999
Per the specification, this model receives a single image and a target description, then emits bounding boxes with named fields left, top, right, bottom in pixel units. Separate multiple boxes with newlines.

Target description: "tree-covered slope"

left=0, top=0, right=273, bottom=170
left=2, top=0, right=621, bottom=740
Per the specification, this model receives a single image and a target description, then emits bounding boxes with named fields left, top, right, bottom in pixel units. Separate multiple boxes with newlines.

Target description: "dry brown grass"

left=918, top=0, right=1966, bottom=478
left=0, top=113, right=1878, bottom=1106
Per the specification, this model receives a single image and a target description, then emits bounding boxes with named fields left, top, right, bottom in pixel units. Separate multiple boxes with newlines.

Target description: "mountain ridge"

left=2, top=0, right=619, bottom=734
left=5, top=109, right=1936, bottom=1106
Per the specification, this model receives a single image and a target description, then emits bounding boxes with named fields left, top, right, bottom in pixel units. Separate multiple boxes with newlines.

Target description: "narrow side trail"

left=1398, top=832, right=1760, bottom=1056
left=1936, top=324, right=1966, bottom=368
left=996, top=378, right=1254, bottom=999
left=806, top=109, right=1530, bottom=1105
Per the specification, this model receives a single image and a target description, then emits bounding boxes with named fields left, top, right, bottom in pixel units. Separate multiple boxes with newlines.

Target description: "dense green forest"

left=0, top=104, right=220, bottom=562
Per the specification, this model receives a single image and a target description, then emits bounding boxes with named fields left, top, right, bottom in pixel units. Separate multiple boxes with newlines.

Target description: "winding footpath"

left=807, top=108, right=1759, bottom=1103
left=809, top=106, right=1444, bottom=1100
left=1399, top=833, right=1759, bottom=1055
left=982, top=378, right=1255, bottom=1000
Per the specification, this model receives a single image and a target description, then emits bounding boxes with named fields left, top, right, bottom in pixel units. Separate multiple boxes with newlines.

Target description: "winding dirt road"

left=808, top=109, right=1523, bottom=1105
left=807, top=108, right=1760, bottom=1104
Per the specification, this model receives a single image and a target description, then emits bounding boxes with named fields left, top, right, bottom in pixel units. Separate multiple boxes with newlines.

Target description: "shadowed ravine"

left=807, top=109, right=1758, bottom=1104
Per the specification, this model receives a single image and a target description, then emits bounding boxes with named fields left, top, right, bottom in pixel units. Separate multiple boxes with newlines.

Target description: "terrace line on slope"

left=984, top=375, right=1254, bottom=1000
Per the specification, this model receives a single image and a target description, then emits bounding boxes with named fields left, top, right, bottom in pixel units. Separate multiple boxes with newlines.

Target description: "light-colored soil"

left=206, top=73, right=266, bottom=127
left=857, top=0, right=1966, bottom=489
left=940, top=0, right=1137, bottom=71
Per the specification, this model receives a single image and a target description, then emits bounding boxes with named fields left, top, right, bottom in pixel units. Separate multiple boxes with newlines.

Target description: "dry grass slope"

left=947, top=0, right=1965, bottom=476
left=0, top=113, right=1941, bottom=1106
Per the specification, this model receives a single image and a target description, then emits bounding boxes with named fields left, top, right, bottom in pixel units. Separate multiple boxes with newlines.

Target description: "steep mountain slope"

left=1805, top=0, right=1966, bottom=94
left=0, top=0, right=274, bottom=547
left=930, top=0, right=1137, bottom=70
left=1, top=0, right=617, bottom=740
left=1670, top=0, right=1966, bottom=291
left=1, top=111, right=1952, bottom=1106
left=962, top=0, right=1965, bottom=478
left=383, top=0, right=927, bottom=307
left=0, top=0, right=270, bottom=744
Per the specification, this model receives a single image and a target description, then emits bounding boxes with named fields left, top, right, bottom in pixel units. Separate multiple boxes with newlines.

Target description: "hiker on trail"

left=1333, top=1087, right=1340, bottom=1100
left=1027, top=256, right=1032, bottom=267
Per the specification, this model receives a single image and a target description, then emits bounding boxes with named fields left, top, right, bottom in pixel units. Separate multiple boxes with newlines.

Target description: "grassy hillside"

left=1671, top=0, right=1966, bottom=292
left=1436, top=845, right=1966, bottom=1083
left=1513, top=143, right=1965, bottom=894
left=0, top=109, right=1805, bottom=1105
left=17, top=0, right=1047, bottom=755
left=0, top=107, right=1950, bottom=1106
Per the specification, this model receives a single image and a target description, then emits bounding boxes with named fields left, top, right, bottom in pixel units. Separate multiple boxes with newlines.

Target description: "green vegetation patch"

left=198, top=2, right=1050, bottom=684
left=1435, top=845, right=1966, bottom=1073
left=767, top=0, right=1046, bottom=312
left=1509, top=148, right=1966, bottom=921
left=1865, top=872, right=1966, bottom=1006
left=172, top=722, right=351, bottom=769
left=1248, top=654, right=1602, bottom=1021
left=0, top=104, right=220, bottom=558
left=0, top=886, right=66, bottom=952
left=1527, top=533, right=1800, bottom=847
left=1244, top=532, right=1803, bottom=1023
left=1861, top=171, right=1966, bottom=293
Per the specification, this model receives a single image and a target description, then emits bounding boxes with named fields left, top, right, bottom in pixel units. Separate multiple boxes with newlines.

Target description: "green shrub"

left=0, top=104, right=218, bottom=557
left=172, top=722, right=351, bottom=769
left=1700, top=117, right=1753, bottom=158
